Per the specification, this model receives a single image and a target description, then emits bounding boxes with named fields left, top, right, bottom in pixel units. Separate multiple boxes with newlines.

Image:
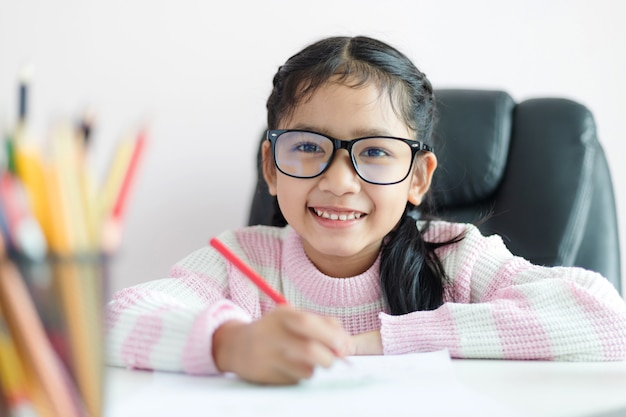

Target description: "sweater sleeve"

left=105, top=245, right=253, bottom=375
left=379, top=222, right=626, bottom=361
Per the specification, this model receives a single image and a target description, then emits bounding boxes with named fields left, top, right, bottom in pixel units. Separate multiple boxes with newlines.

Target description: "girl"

left=107, top=35, right=626, bottom=385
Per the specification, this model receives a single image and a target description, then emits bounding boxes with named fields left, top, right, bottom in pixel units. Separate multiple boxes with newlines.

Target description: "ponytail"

left=380, top=207, right=463, bottom=315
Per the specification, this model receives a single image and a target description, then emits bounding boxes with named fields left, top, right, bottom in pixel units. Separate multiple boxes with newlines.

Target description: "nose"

left=317, top=149, right=361, bottom=195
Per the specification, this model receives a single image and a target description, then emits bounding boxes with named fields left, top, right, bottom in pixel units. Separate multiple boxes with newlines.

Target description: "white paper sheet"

left=106, top=350, right=528, bottom=417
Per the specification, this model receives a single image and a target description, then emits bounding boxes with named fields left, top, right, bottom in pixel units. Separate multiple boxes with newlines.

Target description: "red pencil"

left=209, top=237, right=351, bottom=364
left=101, top=129, right=146, bottom=253
left=209, top=237, right=287, bottom=304
left=111, top=128, right=147, bottom=222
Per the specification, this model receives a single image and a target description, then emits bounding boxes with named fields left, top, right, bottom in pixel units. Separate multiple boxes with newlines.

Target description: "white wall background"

left=1, top=0, right=624, bottom=296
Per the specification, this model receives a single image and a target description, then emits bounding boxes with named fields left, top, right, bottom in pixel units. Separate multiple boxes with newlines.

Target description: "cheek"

left=275, top=177, right=309, bottom=214
left=371, top=186, right=410, bottom=216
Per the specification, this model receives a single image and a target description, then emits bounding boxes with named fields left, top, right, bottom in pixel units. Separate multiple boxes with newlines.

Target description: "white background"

left=1, top=0, right=624, bottom=296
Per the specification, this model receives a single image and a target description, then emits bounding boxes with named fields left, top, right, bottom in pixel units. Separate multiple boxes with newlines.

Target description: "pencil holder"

left=12, top=253, right=110, bottom=417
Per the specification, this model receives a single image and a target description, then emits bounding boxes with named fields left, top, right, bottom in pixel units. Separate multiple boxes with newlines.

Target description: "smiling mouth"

left=312, top=208, right=365, bottom=221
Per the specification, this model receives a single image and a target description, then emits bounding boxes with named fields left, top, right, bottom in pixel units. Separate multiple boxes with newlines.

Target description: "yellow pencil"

left=0, top=304, right=38, bottom=417
left=49, top=124, right=104, bottom=417
left=51, top=124, right=93, bottom=252
left=97, top=135, right=135, bottom=228
left=14, top=144, right=53, bottom=248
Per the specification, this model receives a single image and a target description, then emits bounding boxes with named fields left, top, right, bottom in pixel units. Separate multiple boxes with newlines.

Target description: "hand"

left=349, top=330, right=383, bottom=355
left=212, top=306, right=351, bottom=385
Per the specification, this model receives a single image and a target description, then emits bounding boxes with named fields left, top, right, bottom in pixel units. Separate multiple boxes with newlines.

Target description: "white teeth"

left=314, top=209, right=362, bottom=221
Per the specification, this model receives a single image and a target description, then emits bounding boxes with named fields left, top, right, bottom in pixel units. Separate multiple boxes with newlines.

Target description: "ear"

left=262, top=140, right=278, bottom=196
left=408, top=152, right=437, bottom=206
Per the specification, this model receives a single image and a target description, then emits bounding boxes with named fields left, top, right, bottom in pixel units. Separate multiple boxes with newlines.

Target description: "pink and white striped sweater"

left=106, top=221, right=626, bottom=374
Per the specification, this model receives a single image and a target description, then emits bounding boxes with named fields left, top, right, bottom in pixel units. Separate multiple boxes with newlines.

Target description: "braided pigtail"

left=380, top=207, right=463, bottom=314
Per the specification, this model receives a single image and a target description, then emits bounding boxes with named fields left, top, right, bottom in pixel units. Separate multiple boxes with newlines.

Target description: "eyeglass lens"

left=273, top=131, right=414, bottom=184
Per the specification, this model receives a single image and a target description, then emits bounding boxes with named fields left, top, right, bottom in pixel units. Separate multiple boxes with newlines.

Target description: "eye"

left=294, top=142, right=324, bottom=154
left=359, top=146, right=392, bottom=159
left=354, top=138, right=408, bottom=162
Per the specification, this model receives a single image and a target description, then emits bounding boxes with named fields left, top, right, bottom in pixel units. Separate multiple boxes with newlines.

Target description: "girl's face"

left=263, top=79, right=437, bottom=278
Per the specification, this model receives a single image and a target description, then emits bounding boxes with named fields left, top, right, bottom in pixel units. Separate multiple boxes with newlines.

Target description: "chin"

left=313, top=238, right=375, bottom=258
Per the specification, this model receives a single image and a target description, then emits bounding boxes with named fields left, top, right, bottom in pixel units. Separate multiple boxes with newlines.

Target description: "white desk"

left=452, top=359, right=626, bottom=417
left=104, top=357, right=626, bottom=417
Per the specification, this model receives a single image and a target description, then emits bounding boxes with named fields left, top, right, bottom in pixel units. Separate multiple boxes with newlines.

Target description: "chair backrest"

left=247, top=89, right=622, bottom=293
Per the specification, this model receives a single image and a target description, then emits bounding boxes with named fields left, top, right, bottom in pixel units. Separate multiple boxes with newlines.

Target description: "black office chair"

left=248, top=89, right=622, bottom=294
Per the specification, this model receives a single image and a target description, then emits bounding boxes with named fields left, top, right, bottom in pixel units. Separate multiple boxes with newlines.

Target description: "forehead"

left=280, top=78, right=412, bottom=138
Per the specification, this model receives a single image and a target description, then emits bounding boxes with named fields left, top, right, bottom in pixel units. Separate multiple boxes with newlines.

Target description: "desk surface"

left=452, top=359, right=626, bottom=417
left=104, top=357, right=626, bottom=417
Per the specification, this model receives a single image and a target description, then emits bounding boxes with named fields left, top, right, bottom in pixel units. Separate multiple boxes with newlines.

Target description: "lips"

left=312, top=208, right=365, bottom=221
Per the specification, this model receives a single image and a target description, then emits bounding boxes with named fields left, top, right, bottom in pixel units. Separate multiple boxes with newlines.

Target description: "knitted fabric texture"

left=106, top=221, right=626, bottom=374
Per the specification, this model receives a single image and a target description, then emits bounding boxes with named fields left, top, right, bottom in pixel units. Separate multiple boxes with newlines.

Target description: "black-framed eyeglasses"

left=266, top=129, right=434, bottom=185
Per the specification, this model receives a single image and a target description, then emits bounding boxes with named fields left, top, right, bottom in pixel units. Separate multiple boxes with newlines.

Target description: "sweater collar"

left=282, top=227, right=383, bottom=308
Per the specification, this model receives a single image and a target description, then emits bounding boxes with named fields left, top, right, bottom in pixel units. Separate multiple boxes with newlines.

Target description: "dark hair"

left=266, top=36, right=463, bottom=315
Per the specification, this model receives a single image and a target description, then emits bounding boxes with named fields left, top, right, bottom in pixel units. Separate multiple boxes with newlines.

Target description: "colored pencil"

left=0, top=245, right=84, bottom=417
left=111, top=128, right=146, bottom=223
left=13, top=145, right=52, bottom=245
left=17, top=66, right=33, bottom=125
left=0, top=172, right=47, bottom=261
left=1, top=71, right=145, bottom=417
left=98, top=135, right=134, bottom=224
left=209, top=237, right=287, bottom=304
left=0, top=305, right=38, bottom=417
left=209, top=237, right=350, bottom=365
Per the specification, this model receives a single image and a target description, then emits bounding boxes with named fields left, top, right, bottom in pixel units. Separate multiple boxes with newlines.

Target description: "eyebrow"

left=289, top=124, right=396, bottom=139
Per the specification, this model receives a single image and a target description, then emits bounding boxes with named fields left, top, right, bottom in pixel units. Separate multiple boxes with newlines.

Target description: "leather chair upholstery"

left=248, top=89, right=622, bottom=293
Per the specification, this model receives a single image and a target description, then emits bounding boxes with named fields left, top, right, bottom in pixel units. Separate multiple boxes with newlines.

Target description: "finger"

left=321, top=315, right=344, bottom=329
left=246, top=366, right=302, bottom=386
left=273, top=358, right=316, bottom=383
left=282, top=337, right=337, bottom=369
left=321, top=316, right=354, bottom=356
left=280, top=310, right=350, bottom=353
left=238, top=341, right=316, bottom=385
